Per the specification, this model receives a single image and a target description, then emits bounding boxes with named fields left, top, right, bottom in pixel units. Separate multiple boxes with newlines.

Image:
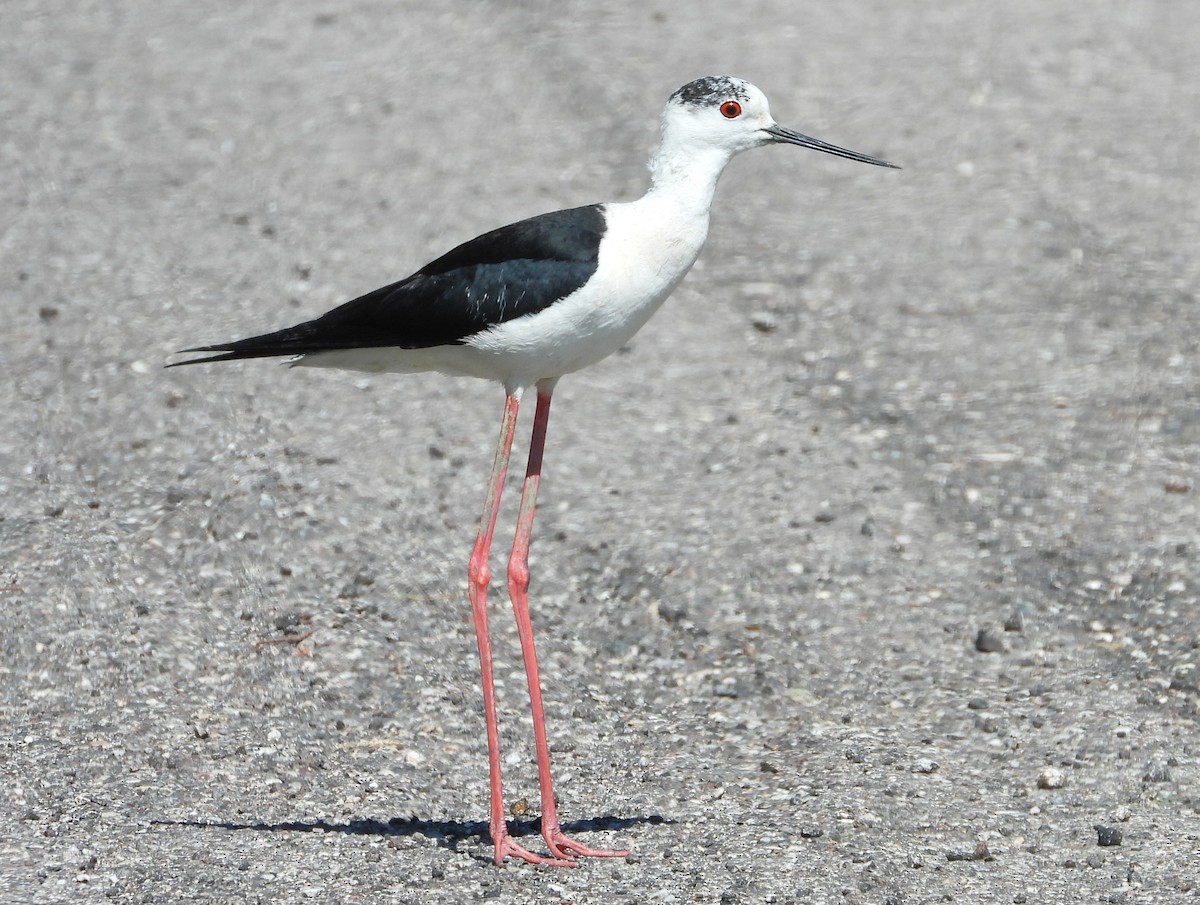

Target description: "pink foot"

left=490, top=823, right=631, bottom=867
left=492, top=830, right=577, bottom=868
left=542, top=826, right=630, bottom=861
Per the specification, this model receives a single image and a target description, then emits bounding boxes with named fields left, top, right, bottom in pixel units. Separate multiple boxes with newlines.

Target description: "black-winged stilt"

left=170, top=76, right=896, bottom=867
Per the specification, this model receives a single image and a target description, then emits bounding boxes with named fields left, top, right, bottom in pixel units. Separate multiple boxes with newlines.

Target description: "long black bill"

left=765, top=123, right=899, bottom=169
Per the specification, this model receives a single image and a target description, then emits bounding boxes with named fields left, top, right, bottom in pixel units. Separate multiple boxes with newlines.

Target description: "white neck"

left=643, top=133, right=735, bottom=216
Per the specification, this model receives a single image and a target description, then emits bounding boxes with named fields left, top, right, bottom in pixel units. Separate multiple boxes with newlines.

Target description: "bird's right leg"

left=506, top=385, right=630, bottom=862
left=467, top=389, right=574, bottom=868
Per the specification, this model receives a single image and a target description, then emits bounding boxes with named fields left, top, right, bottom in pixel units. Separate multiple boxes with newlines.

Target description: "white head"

left=657, top=75, right=897, bottom=168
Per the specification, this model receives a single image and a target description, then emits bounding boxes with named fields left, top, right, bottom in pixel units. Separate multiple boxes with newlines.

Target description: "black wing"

left=169, top=204, right=606, bottom=366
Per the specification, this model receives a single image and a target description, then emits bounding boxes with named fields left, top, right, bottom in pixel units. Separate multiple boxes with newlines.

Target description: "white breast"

left=463, top=196, right=710, bottom=385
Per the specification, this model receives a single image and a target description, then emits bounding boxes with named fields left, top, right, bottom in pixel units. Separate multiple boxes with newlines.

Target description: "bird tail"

left=166, top=322, right=327, bottom=367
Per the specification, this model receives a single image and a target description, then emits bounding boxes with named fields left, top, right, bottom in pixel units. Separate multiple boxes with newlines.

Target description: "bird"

left=169, top=75, right=897, bottom=867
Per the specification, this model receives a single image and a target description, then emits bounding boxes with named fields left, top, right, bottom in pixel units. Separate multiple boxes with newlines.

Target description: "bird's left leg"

left=506, top=379, right=631, bottom=861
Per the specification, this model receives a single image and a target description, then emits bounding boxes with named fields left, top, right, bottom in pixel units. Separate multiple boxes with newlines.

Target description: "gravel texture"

left=3, top=2, right=1199, bottom=903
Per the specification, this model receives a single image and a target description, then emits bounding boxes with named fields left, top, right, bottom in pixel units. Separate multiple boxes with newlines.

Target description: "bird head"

left=663, top=76, right=897, bottom=168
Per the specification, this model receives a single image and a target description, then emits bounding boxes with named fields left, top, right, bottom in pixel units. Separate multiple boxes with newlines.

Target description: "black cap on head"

left=671, top=76, right=749, bottom=107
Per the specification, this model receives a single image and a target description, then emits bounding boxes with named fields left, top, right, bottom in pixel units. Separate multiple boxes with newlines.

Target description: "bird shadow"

left=152, top=813, right=672, bottom=864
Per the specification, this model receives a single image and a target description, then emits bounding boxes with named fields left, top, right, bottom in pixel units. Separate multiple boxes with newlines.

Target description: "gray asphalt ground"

left=3, top=2, right=1199, bottom=903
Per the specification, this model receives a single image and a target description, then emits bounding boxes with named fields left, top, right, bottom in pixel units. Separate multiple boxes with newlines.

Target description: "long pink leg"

left=467, top=389, right=574, bottom=868
left=506, top=382, right=631, bottom=861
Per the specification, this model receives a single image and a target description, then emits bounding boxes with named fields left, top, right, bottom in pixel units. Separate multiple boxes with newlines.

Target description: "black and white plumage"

left=171, top=76, right=896, bottom=868
left=174, top=205, right=607, bottom=367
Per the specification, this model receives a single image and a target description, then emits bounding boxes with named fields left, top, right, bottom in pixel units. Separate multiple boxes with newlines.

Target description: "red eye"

left=720, top=100, right=742, bottom=119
